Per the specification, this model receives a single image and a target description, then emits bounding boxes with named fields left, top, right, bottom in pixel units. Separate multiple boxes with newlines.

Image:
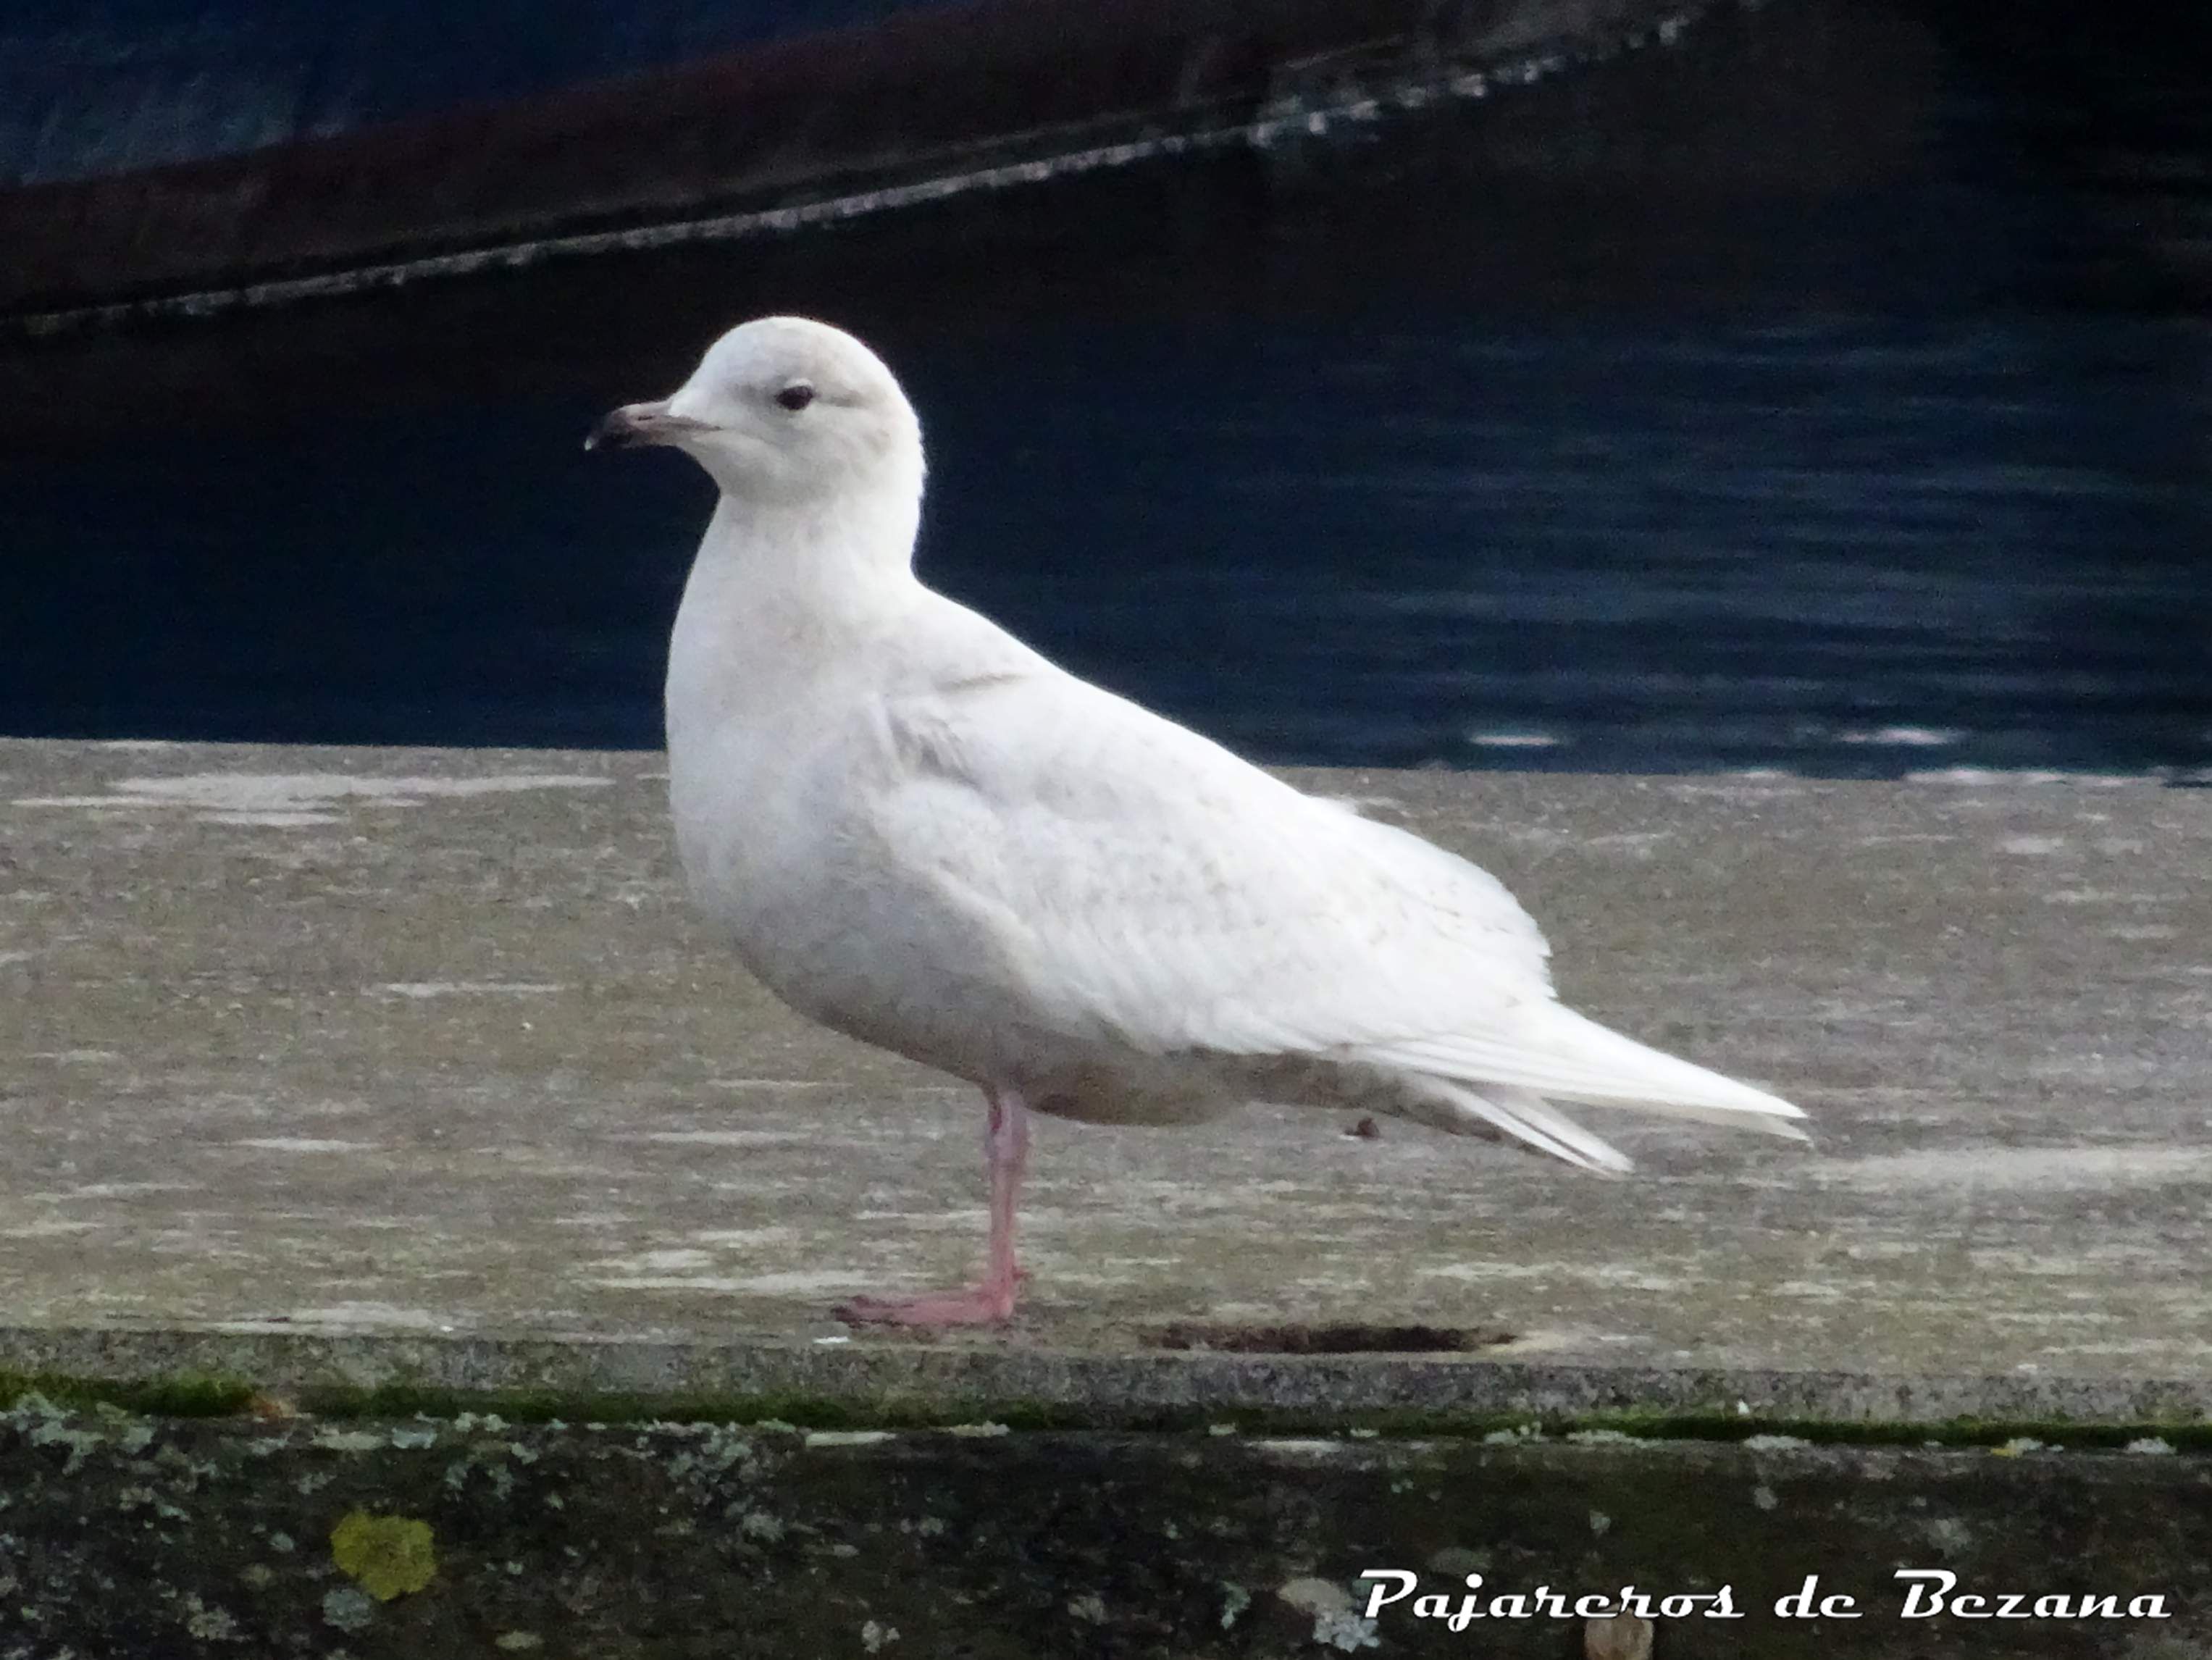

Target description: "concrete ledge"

left=7, top=739, right=2211, bottom=1396
left=4, top=1328, right=2212, bottom=1437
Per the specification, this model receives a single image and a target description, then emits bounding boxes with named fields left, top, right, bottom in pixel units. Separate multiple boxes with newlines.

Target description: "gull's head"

left=587, top=316, right=922, bottom=503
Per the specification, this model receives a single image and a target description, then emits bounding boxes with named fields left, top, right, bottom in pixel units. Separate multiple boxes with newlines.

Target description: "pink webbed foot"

left=834, top=1086, right=1033, bottom=1330
left=834, top=1278, right=1019, bottom=1328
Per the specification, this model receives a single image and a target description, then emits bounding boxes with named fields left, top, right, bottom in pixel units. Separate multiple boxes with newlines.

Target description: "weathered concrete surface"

left=0, top=1399, right=2205, bottom=1659
left=4, top=739, right=2211, bottom=1419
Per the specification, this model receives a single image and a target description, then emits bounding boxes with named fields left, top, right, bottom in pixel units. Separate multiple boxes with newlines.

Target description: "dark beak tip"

left=585, top=410, right=636, bottom=453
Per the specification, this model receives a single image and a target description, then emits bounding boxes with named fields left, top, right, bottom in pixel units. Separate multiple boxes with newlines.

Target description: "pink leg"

left=835, top=1086, right=1032, bottom=1327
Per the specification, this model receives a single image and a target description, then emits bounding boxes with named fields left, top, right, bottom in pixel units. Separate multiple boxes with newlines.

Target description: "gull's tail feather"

left=1362, top=1005, right=1806, bottom=1175
left=1530, top=1005, right=1808, bottom=1137
left=1365, top=1005, right=1806, bottom=1140
left=1392, top=1079, right=1636, bottom=1177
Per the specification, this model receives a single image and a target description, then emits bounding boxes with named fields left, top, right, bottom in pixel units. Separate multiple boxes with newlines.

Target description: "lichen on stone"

left=1218, top=1583, right=1251, bottom=1629
left=736, top=1509, right=785, bottom=1543
left=803, top=1430, right=892, bottom=1449
left=1312, top=1609, right=1381, bottom=1652
left=330, top=1511, right=437, bottom=1600
left=178, top=1592, right=242, bottom=1640
left=321, top=1586, right=377, bottom=1632
left=1276, top=1578, right=1350, bottom=1617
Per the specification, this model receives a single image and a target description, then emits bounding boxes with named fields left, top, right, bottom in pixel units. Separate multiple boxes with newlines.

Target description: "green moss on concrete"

left=0, top=1367, right=256, bottom=1418
left=0, top=1367, right=2203, bottom=1452
left=293, top=1382, right=1105, bottom=1430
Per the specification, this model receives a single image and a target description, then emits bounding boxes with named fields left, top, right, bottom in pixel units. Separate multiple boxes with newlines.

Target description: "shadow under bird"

left=589, top=316, right=1807, bottom=1327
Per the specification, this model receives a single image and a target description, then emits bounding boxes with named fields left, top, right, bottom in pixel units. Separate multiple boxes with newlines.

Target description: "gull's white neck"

left=664, top=478, right=923, bottom=748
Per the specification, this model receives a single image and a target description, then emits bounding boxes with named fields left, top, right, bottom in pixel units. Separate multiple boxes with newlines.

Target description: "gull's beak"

left=585, top=399, right=705, bottom=452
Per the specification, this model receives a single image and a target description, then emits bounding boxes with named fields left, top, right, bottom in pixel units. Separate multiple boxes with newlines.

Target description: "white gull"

left=590, top=316, right=1806, bottom=1326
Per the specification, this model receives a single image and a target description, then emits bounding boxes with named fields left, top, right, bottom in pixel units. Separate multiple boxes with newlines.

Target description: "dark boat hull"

left=2, top=0, right=1697, bottom=317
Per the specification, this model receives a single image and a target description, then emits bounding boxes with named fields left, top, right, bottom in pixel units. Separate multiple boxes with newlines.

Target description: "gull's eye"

left=775, top=382, right=816, bottom=412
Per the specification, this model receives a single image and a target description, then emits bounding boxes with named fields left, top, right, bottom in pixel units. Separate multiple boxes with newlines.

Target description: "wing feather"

left=866, top=618, right=1800, bottom=1139
left=874, top=663, right=1551, bottom=1057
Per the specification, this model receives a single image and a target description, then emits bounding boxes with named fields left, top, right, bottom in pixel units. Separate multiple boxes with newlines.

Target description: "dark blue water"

left=4, top=0, right=2208, bottom=775
left=922, top=317, right=2211, bottom=771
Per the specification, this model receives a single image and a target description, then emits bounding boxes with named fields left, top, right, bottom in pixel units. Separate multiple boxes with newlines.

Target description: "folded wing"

left=871, top=642, right=1803, bottom=1165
